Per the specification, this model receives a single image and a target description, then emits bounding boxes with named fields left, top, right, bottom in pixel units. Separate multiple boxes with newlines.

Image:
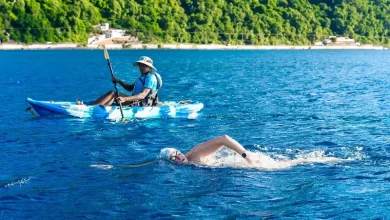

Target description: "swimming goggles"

left=169, top=151, right=179, bottom=162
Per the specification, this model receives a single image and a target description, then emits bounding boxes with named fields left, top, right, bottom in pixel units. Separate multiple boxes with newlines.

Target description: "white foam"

left=4, top=177, right=31, bottom=188
left=90, top=164, right=114, bottom=169
left=197, top=147, right=354, bottom=171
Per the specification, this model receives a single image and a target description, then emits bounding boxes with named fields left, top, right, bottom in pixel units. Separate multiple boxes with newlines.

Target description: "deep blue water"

left=1, top=49, right=390, bottom=219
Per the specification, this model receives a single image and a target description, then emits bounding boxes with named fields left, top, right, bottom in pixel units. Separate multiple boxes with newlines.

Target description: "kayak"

left=26, top=97, right=204, bottom=120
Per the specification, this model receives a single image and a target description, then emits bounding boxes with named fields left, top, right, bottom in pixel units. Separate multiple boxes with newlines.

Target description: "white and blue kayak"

left=26, top=97, right=204, bottom=120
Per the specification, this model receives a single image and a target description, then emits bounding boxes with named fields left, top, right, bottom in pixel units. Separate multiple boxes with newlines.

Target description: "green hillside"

left=0, top=0, right=389, bottom=45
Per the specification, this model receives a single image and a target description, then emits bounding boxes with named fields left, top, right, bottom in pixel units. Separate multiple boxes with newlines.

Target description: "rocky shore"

left=0, top=43, right=387, bottom=50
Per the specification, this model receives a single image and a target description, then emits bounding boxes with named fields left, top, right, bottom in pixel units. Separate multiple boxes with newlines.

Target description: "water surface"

left=1, top=49, right=390, bottom=219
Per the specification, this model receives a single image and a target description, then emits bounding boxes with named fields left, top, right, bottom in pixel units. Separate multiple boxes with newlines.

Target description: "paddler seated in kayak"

left=161, top=135, right=253, bottom=164
left=78, top=56, right=162, bottom=107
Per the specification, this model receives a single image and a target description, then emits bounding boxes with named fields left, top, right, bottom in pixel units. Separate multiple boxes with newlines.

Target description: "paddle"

left=102, top=45, right=125, bottom=121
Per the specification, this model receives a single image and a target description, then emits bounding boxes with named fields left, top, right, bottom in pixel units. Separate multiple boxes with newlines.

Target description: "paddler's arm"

left=112, top=77, right=134, bottom=92
left=117, top=88, right=151, bottom=102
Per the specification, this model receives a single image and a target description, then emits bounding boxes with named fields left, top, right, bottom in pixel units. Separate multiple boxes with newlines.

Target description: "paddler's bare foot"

left=76, top=99, right=86, bottom=105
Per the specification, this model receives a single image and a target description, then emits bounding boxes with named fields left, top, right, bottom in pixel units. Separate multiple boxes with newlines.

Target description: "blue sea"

left=1, top=49, right=390, bottom=219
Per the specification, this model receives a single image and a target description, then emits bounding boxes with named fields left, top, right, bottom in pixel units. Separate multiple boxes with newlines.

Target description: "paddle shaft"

left=106, top=60, right=120, bottom=98
left=103, top=46, right=125, bottom=120
left=106, top=59, right=125, bottom=118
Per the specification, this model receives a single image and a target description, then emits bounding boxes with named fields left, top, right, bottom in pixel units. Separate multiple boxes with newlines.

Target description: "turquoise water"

left=1, top=49, right=390, bottom=219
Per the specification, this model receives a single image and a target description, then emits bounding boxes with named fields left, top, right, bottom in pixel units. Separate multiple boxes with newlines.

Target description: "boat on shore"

left=26, top=97, right=204, bottom=120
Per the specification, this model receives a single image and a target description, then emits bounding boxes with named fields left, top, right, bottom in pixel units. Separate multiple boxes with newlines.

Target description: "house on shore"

left=315, top=36, right=360, bottom=46
left=100, top=23, right=109, bottom=31
left=105, top=29, right=126, bottom=38
left=88, top=23, right=129, bottom=44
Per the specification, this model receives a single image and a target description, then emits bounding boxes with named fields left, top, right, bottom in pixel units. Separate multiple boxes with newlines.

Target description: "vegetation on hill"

left=0, top=0, right=389, bottom=45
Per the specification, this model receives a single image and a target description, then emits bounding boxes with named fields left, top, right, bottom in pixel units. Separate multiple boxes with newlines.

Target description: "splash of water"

left=90, top=164, right=113, bottom=169
left=199, top=147, right=356, bottom=170
left=4, top=177, right=31, bottom=188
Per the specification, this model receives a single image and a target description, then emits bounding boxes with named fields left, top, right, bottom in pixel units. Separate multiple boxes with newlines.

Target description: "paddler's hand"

left=112, top=77, right=120, bottom=84
left=116, top=96, right=126, bottom=104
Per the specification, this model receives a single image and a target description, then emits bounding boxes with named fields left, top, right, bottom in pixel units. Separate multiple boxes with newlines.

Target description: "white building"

left=105, top=29, right=126, bottom=38
left=317, top=36, right=359, bottom=46
left=100, top=23, right=109, bottom=31
left=333, top=36, right=356, bottom=45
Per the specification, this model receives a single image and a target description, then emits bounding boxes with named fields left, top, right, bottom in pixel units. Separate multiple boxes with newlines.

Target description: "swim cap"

left=160, top=148, right=177, bottom=160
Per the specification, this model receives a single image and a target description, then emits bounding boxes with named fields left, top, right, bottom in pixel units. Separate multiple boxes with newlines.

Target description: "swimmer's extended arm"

left=185, top=135, right=252, bottom=164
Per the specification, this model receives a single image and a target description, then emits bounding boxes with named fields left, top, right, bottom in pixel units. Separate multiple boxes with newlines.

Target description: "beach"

left=0, top=42, right=387, bottom=50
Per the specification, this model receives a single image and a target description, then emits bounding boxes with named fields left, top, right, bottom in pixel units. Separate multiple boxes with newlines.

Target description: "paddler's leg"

left=91, top=91, right=116, bottom=105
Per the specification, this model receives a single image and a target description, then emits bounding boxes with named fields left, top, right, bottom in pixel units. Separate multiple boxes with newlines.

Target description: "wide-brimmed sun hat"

left=132, top=56, right=156, bottom=70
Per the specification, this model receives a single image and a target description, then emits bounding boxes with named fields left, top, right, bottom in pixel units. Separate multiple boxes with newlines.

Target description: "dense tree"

left=0, top=0, right=388, bottom=45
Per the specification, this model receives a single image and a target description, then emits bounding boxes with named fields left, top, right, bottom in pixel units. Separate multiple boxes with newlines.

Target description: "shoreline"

left=0, top=43, right=388, bottom=50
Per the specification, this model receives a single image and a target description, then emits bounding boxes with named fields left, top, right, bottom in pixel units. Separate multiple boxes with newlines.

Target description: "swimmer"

left=162, top=135, right=253, bottom=164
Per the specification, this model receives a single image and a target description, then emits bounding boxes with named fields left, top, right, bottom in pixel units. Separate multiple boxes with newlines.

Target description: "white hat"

left=132, top=56, right=156, bottom=70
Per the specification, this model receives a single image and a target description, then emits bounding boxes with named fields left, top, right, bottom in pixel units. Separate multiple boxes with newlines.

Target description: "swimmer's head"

left=160, top=148, right=188, bottom=164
